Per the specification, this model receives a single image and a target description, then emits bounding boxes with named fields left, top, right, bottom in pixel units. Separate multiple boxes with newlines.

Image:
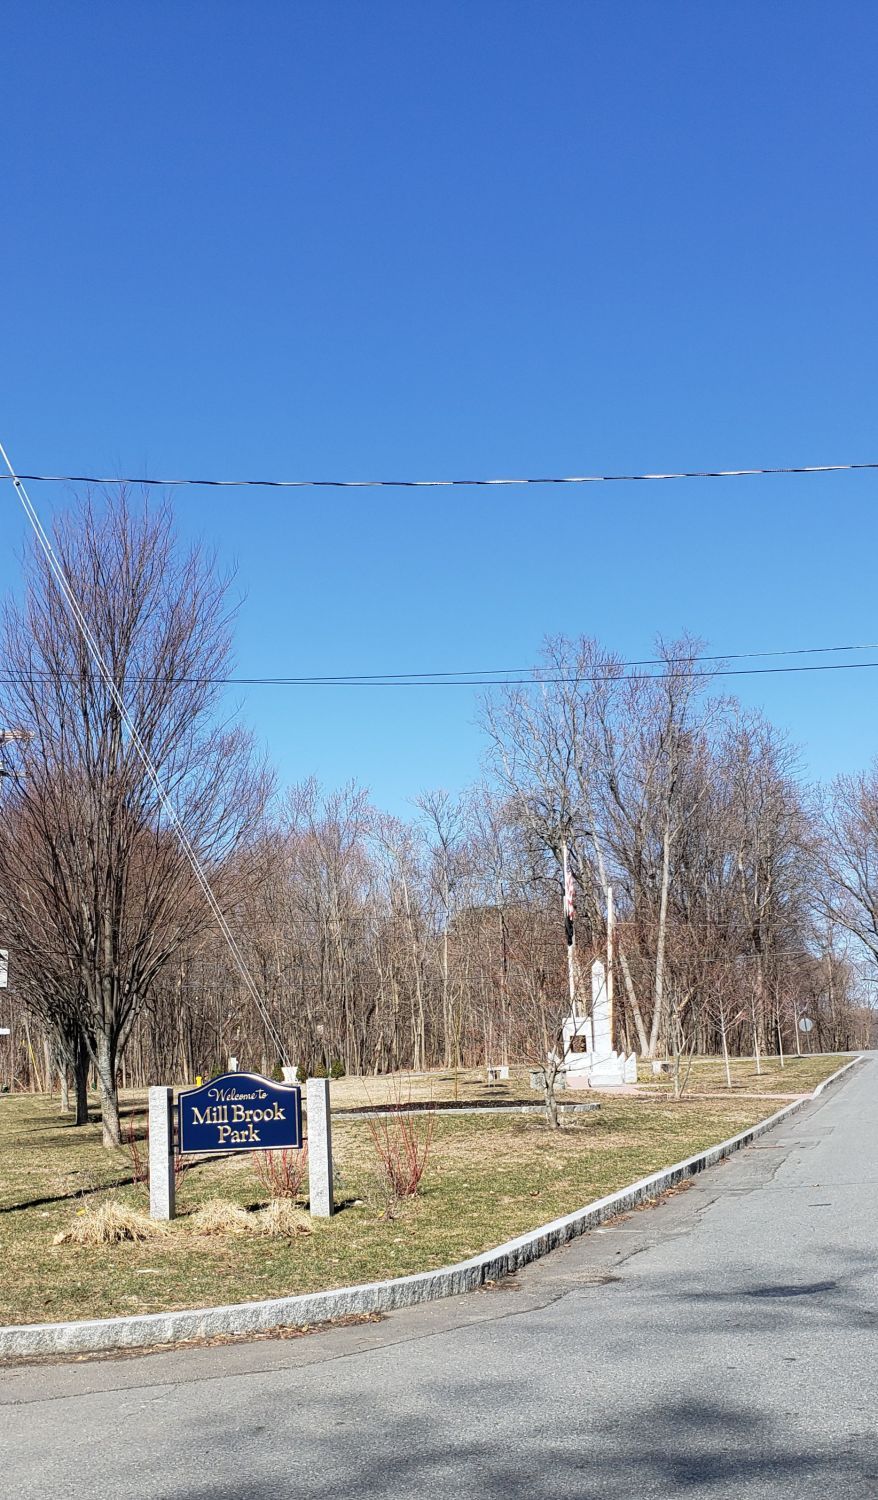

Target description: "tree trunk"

left=720, top=1017, right=732, bottom=1088
left=442, top=925, right=451, bottom=1068
left=542, top=1058, right=562, bottom=1129
left=648, top=821, right=672, bottom=1058
left=60, top=1067, right=70, bottom=1113
left=777, top=1002, right=785, bottom=1068
left=618, top=946, right=650, bottom=1056
left=73, top=1044, right=89, bottom=1128
left=43, top=1034, right=54, bottom=1096
left=73, top=1035, right=90, bottom=1126
left=95, top=1030, right=121, bottom=1146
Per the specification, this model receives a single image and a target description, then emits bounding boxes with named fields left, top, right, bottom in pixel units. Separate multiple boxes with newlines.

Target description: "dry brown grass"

left=259, top=1199, right=312, bottom=1239
left=188, top=1199, right=253, bottom=1237
left=3, top=1056, right=851, bottom=1326
left=54, top=1201, right=167, bottom=1247
left=187, top=1197, right=312, bottom=1240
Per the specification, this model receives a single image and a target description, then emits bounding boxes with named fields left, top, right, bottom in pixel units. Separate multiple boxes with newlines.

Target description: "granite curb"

left=338, top=1102, right=601, bottom=1120
left=0, top=1056, right=863, bottom=1360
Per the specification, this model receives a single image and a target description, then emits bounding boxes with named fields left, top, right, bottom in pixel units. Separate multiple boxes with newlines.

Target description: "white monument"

left=562, top=958, right=637, bottom=1087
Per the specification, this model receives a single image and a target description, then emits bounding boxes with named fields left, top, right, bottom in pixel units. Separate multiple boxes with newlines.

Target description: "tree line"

left=0, top=493, right=874, bottom=1143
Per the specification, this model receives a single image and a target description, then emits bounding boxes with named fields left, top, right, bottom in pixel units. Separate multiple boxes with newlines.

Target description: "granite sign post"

left=306, top=1077, right=334, bottom=1216
left=148, top=1086, right=176, bottom=1220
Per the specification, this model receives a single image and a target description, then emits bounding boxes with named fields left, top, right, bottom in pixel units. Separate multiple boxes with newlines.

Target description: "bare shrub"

left=173, top=1145, right=190, bottom=1192
left=252, top=1146, right=309, bottom=1201
left=132, top=1116, right=188, bottom=1197
left=124, top=1118, right=147, bottom=1187
left=365, top=1103, right=435, bottom=1206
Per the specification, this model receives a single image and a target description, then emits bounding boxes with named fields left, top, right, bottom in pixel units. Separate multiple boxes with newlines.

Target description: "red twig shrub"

left=132, top=1116, right=190, bottom=1192
left=252, top=1146, right=309, bottom=1201
left=365, top=1106, right=434, bottom=1202
left=124, top=1118, right=147, bottom=1186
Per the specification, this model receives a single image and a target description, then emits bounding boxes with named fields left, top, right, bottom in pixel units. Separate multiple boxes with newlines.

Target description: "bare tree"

left=415, top=789, right=469, bottom=1072
left=373, top=814, right=430, bottom=1070
left=723, top=713, right=807, bottom=1069
left=817, top=764, right=878, bottom=968
left=0, top=490, right=270, bottom=1144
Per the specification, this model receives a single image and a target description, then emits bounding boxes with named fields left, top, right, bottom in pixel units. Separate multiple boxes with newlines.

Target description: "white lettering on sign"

left=208, top=1085, right=268, bottom=1103
left=189, top=1097, right=287, bottom=1145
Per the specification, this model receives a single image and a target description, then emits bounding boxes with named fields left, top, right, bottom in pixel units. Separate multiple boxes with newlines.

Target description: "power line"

left=0, top=460, right=876, bottom=490
left=0, top=442, right=288, bottom=1063
left=3, top=656, right=878, bottom=689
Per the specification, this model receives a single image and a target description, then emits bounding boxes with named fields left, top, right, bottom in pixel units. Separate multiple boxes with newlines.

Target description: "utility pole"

left=0, top=728, right=29, bottom=1095
left=606, top=884, right=615, bottom=1044
left=0, top=950, right=8, bottom=1093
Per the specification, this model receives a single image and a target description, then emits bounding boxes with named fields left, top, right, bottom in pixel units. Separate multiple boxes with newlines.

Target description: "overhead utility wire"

left=106, top=638, right=878, bottom=680
left=3, top=656, right=878, bottom=688
left=197, top=658, right=878, bottom=685
left=4, top=661, right=878, bottom=688
left=0, top=440, right=287, bottom=1062
left=1, top=460, right=877, bottom=490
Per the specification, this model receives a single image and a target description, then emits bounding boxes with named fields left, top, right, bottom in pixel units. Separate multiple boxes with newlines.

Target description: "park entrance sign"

left=178, top=1072, right=303, bottom=1154
left=149, top=1072, right=331, bottom=1224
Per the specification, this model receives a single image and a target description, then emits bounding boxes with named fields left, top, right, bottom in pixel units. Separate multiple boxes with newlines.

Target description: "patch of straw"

left=258, top=1199, right=312, bottom=1239
left=189, top=1199, right=254, bottom=1236
left=54, top=1200, right=167, bottom=1247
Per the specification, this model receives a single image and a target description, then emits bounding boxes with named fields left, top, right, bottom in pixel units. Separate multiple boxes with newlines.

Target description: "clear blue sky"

left=2, top=2, right=877, bottom=813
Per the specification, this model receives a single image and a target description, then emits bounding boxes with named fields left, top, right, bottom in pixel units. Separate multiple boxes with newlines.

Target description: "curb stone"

left=0, top=1056, right=864, bottom=1360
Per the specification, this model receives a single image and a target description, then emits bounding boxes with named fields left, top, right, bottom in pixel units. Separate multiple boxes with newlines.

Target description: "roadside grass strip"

left=0, top=1053, right=856, bottom=1357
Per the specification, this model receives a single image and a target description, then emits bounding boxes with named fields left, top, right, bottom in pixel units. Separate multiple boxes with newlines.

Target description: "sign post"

left=306, top=1077, right=334, bottom=1217
left=148, top=1086, right=175, bottom=1221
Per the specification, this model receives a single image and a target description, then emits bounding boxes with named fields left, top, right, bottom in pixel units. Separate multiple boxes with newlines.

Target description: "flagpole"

left=606, top=884, right=615, bottom=1044
left=563, top=842, right=577, bottom=1015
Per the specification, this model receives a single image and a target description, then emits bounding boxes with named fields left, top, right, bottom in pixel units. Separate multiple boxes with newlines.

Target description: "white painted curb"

left=0, top=1056, right=864, bottom=1360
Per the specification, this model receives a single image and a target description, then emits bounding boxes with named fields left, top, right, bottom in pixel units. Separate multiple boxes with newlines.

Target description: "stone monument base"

left=565, top=1050, right=638, bottom=1087
left=559, top=958, right=639, bottom=1089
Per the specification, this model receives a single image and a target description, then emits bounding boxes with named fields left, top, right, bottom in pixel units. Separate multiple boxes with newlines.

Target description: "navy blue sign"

left=178, top=1072, right=303, bottom=1155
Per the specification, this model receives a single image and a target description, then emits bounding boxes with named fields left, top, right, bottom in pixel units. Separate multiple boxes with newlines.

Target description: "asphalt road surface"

left=2, top=1057, right=876, bottom=1499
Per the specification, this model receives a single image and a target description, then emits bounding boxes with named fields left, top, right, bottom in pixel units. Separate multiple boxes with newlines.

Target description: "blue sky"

left=2, top=2, right=877, bottom=814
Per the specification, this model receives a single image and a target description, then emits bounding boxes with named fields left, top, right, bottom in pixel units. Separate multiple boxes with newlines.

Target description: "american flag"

left=563, top=845, right=577, bottom=943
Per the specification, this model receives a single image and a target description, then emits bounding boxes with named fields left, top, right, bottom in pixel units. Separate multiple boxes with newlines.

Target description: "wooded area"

left=0, top=494, right=874, bottom=1142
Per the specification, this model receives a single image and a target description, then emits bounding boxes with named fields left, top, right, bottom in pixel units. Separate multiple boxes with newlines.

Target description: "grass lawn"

left=0, top=1053, right=850, bottom=1328
left=329, top=1053, right=848, bottom=1108
left=635, top=1053, right=851, bottom=1097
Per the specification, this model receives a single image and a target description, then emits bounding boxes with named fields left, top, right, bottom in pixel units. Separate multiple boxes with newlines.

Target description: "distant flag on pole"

left=563, top=846, right=576, bottom=945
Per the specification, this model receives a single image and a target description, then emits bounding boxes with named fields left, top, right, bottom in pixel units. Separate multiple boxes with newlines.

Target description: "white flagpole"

left=563, top=842, right=577, bottom=1015
left=606, top=885, right=615, bottom=1044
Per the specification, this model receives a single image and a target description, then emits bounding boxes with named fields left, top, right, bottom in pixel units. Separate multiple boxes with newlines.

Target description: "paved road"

left=2, top=1059, right=876, bottom=1499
